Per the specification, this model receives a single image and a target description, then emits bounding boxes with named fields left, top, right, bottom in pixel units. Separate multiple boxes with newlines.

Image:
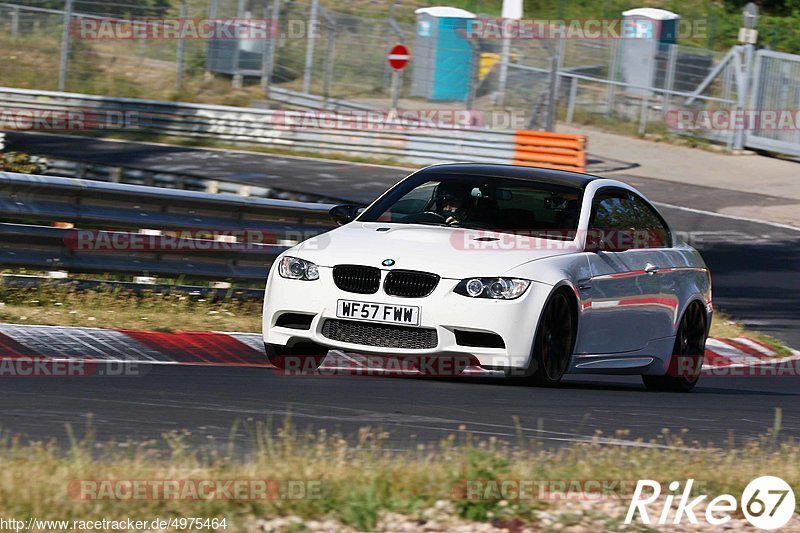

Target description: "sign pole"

left=386, top=43, right=410, bottom=111
left=390, top=70, right=400, bottom=110
left=494, top=0, right=523, bottom=107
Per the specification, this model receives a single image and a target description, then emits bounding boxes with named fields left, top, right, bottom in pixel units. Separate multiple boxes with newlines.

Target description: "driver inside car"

left=435, top=183, right=473, bottom=225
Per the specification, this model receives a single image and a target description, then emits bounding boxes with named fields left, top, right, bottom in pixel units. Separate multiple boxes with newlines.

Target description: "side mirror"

left=329, top=204, right=362, bottom=225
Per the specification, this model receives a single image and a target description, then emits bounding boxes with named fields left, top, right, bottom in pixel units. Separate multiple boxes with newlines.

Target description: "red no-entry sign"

left=387, top=44, right=410, bottom=70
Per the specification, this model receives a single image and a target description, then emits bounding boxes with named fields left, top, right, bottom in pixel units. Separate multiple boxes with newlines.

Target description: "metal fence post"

left=545, top=50, right=558, bottom=131
left=566, top=78, right=578, bottom=124
left=10, top=6, right=19, bottom=39
left=554, top=37, right=565, bottom=102
left=58, top=0, right=73, bottom=92
left=494, top=34, right=511, bottom=106
left=638, top=95, right=649, bottom=135
left=176, top=0, right=187, bottom=91
left=137, top=21, right=146, bottom=58
left=205, top=0, right=218, bottom=80
left=733, top=44, right=754, bottom=150
left=320, top=7, right=336, bottom=101
left=663, top=44, right=677, bottom=115
left=605, top=39, right=619, bottom=116
left=262, top=0, right=280, bottom=98
left=322, top=30, right=336, bottom=100
left=722, top=59, right=734, bottom=150
left=232, top=0, right=246, bottom=88
left=466, top=41, right=479, bottom=111
left=302, top=0, right=320, bottom=94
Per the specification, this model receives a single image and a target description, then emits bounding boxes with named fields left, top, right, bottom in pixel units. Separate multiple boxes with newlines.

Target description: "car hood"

left=290, top=222, right=578, bottom=279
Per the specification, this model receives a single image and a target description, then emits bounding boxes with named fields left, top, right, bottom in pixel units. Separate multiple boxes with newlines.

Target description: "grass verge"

left=0, top=417, right=796, bottom=531
left=0, top=282, right=793, bottom=356
left=0, top=282, right=262, bottom=333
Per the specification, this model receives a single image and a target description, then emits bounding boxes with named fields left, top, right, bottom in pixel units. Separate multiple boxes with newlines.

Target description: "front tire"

left=516, top=290, right=576, bottom=386
left=642, top=302, right=707, bottom=392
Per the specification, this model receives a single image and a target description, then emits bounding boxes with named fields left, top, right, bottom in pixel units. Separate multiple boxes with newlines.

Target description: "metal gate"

left=746, top=49, right=800, bottom=156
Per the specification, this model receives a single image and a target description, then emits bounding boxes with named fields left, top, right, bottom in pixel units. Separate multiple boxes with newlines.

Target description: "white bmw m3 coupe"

left=263, top=164, right=712, bottom=391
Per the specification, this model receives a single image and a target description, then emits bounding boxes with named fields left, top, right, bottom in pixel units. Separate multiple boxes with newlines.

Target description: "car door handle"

left=644, top=263, right=660, bottom=275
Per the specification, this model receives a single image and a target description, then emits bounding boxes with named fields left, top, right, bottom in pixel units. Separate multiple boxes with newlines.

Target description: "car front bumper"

left=262, top=266, right=553, bottom=369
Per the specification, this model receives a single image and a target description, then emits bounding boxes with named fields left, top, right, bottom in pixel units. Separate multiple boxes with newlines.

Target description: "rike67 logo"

left=625, top=476, right=795, bottom=530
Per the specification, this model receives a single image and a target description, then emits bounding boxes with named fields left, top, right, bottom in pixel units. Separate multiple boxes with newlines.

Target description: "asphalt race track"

left=1, top=133, right=800, bottom=449
left=2, top=364, right=799, bottom=450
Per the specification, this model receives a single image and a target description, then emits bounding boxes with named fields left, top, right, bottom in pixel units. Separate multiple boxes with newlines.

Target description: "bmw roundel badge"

left=382, top=259, right=395, bottom=267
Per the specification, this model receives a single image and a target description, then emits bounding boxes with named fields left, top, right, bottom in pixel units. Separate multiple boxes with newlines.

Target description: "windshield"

left=358, top=174, right=584, bottom=239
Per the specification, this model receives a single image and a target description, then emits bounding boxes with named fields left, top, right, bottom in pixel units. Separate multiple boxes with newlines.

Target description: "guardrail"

left=0, top=172, right=337, bottom=285
left=0, top=87, right=587, bottom=172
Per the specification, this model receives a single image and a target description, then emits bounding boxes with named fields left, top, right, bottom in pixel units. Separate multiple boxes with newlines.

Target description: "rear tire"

left=265, top=342, right=328, bottom=373
left=642, top=302, right=707, bottom=392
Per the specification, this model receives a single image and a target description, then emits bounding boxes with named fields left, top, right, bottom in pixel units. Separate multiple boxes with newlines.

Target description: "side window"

left=588, top=189, right=669, bottom=251
left=590, top=191, right=637, bottom=231
left=587, top=190, right=638, bottom=252
left=628, top=193, right=671, bottom=248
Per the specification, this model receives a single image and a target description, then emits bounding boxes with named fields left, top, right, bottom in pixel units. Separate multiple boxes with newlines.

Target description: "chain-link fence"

left=0, top=0, right=791, bottom=150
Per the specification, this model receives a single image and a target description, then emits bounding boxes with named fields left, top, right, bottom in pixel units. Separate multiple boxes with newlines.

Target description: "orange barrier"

left=512, top=130, right=587, bottom=173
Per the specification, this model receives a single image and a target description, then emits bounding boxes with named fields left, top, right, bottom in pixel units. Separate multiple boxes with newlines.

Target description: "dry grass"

left=0, top=284, right=263, bottom=333
left=0, top=417, right=796, bottom=531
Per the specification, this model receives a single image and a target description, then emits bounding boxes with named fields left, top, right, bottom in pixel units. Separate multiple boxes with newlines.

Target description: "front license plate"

left=336, top=300, right=420, bottom=326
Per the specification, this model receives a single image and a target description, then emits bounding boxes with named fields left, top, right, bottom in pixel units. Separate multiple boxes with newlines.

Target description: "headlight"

left=278, top=256, right=319, bottom=281
left=454, top=277, right=530, bottom=300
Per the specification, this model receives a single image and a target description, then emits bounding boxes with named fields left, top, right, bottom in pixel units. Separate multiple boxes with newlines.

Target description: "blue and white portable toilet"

left=620, top=8, right=680, bottom=96
left=410, top=6, right=476, bottom=101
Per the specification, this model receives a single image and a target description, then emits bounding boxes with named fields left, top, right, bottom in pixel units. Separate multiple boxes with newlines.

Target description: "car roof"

left=416, top=163, right=598, bottom=189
